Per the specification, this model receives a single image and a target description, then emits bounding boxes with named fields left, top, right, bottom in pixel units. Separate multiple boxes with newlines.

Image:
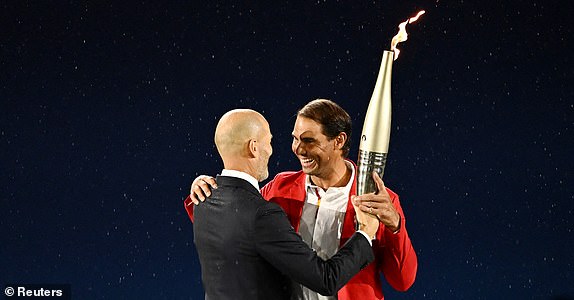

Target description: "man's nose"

left=294, top=142, right=306, bottom=155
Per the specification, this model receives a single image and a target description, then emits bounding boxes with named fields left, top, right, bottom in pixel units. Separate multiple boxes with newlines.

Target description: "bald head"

left=215, top=109, right=268, bottom=158
left=214, top=109, right=273, bottom=181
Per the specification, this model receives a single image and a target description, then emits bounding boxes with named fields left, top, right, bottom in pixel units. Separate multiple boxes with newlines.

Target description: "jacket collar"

left=221, top=169, right=260, bottom=190
left=216, top=175, right=262, bottom=198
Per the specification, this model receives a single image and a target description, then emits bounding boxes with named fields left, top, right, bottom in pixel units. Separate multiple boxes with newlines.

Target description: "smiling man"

left=186, top=99, right=418, bottom=299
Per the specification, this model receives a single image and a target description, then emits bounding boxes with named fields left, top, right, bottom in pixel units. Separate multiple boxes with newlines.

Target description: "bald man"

left=192, top=109, right=379, bottom=300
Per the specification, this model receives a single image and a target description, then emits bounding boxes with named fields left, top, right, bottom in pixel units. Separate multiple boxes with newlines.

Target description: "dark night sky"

left=1, top=1, right=573, bottom=299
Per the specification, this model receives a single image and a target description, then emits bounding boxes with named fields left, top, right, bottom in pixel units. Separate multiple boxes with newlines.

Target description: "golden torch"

left=357, top=11, right=425, bottom=195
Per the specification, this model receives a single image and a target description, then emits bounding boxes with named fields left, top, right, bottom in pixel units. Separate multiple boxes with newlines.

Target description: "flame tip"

left=389, top=10, right=426, bottom=60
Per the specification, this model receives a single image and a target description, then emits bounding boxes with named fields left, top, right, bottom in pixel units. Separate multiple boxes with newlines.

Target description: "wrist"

left=387, top=217, right=401, bottom=234
left=358, top=223, right=376, bottom=239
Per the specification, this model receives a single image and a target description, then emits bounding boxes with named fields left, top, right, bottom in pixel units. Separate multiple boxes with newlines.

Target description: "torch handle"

left=356, top=150, right=387, bottom=196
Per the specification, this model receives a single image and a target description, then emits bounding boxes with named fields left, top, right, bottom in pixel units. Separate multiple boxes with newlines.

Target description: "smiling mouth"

left=300, top=158, right=315, bottom=168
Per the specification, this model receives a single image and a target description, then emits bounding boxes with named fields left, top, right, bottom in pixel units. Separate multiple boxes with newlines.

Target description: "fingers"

left=198, top=180, right=214, bottom=198
left=352, top=196, right=368, bottom=213
left=188, top=184, right=203, bottom=205
left=358, top=203, right=381, bottom=215
left=189, top=175, right=217, bottom=205
left=188, top=195, right=199, bottom=206
left=352, top=196, right=374, bottom=226
left=353, top=196, right=381, bottom=215
left=354, top=191, right=399, bottom=229
left=200, top=176, right=218, bottom=189
left=354, top=193, right=390, bottom=206
left=354, top=204, right=379, bottom=235
left=371, top=171, right=386, bottom=195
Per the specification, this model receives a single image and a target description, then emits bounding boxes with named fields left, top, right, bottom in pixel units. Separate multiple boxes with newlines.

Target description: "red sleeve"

left=183, top=195, right=195, bottom=223
left=260, top=180, right=274, bottom=200
left=375, top=189, right=418, bottom=291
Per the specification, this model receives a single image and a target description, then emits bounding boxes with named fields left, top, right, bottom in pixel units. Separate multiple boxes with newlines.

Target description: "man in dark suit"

left=192, top=109, right=379, bottom=300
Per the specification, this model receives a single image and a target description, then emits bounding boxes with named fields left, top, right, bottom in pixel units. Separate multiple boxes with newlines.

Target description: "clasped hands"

left=352, top=172, right=401, bottom=234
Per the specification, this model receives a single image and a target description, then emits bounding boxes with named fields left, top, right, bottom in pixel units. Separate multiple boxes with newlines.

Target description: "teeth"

left=302, top=159, right=314, bottom=163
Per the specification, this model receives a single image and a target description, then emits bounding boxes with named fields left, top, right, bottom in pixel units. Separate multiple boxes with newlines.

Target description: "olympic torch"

left=356, top=50, right=393, bottom=195
left=356, top=11, right=425, bottom=195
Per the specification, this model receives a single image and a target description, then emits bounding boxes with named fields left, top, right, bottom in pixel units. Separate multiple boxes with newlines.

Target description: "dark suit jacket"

left=193, top=175, right=374, bottom=300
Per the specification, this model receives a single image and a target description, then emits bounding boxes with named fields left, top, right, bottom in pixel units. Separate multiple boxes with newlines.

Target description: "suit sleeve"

left=254, top=202, right=374, bottom=296
left=375, top=189, right=418, bottom=291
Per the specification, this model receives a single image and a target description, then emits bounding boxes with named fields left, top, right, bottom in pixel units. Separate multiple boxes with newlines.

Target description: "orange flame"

left=390, top=10, right=425, bottom=60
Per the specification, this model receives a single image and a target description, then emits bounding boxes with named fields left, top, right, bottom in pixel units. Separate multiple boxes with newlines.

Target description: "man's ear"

left=334, top=132, right=347, bottom=150
left=247, top=139, right=258, bottom=158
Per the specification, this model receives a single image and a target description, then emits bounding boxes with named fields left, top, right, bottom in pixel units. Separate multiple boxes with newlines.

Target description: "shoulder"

left=268, top=170, right=305, bottom=184
left=210, top=177, right=268, bottom=212
left=256, top=200, right=286, bottom=216
left=260, top=170, right=306, bottom=200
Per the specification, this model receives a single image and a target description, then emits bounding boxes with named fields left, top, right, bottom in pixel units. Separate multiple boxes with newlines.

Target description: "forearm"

left=285, top=232, right=374, bottom=296
left=379, top=222, right=417, bottom=291
left=256, top=205, right=374, bottom=296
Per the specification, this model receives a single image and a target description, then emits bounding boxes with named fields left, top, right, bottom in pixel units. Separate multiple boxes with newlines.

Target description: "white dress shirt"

left=296, top=161, right=359, bottom=300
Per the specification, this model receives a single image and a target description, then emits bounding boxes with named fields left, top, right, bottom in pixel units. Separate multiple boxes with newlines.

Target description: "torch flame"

left=390, top=10, right=425, bottom=60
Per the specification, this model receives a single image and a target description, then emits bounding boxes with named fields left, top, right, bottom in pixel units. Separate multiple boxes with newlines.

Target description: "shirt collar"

left=221, top=169, right=260, bottom=191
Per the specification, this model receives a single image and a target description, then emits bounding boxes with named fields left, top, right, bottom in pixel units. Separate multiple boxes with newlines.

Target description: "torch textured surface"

left=357, top=150, right=388, bottom=195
